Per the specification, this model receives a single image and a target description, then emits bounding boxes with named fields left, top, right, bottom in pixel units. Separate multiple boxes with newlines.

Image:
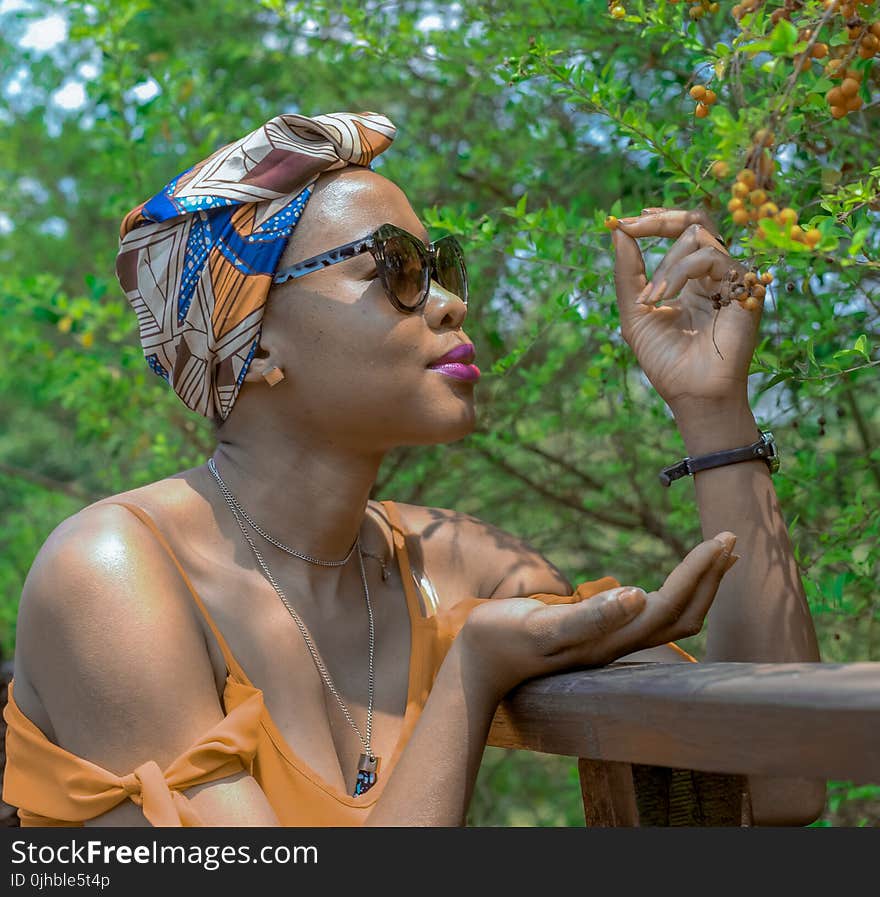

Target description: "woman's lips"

left=427, top=342, right=479, bottom=381
left=427, top=362, right=481, bottom=382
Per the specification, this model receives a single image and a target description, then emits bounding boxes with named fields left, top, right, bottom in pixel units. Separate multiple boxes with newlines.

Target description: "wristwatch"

left=659, top=430, right=779, bottom=487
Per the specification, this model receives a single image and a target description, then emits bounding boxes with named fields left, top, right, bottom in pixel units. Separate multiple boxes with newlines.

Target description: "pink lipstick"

left=427, top=343, right=480, bottom=382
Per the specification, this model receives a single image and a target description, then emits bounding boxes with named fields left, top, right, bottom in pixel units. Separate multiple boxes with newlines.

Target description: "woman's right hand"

left=458, top=532, right=736, bottom=701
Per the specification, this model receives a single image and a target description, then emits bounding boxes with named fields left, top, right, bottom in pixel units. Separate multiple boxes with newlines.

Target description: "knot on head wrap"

left=115, top=111, right=396, bottom=421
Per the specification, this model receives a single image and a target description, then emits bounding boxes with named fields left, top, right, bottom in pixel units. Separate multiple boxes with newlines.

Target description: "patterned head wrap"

left=115, top=112, right=396, bottom=421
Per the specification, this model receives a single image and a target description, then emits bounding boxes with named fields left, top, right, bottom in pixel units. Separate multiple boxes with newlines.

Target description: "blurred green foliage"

left=1, top=0, right=878, bottom=825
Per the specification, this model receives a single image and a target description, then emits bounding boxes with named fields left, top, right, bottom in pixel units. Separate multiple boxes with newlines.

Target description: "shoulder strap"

left=105, top=502, right=247, bottom=682
left=378, top=500, right=424, bottom=620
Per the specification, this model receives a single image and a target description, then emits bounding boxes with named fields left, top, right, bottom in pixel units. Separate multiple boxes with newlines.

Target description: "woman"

left=3, top=111, right=822, bottom=826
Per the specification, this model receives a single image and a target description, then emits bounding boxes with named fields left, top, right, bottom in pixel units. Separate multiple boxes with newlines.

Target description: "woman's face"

left=250, top=167, right=477, bottom=452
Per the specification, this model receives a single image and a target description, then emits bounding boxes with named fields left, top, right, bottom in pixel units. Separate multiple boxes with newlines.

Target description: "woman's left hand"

left=611, top=207, right=761, bottom=412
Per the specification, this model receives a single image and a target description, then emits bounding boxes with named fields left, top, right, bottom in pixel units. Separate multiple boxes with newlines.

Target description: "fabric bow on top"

left=115, top=112, right=396, bottom=421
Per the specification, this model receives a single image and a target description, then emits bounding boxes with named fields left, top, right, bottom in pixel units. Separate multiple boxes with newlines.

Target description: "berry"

left=732, top=209, right=750, bottom=225
left=778, top=207, right=798, bottom=226
left=736, top=168, right=757, bottom=187
left=754, top=128, right=774, bottom=147
left=749, top=188, right=767, bottom=206
left=690, top=84, right=707, bottom=101
left=751, top=283, right=766, bottom=300
left=845, top=94, right=863, bottom=111
left=760, top=272, right=774, bottom=285
left=744, top=271, right=758, bottom=286
left=743, top=297, right=759, bottom=311
left=703, top=89, right=717, bottom=105
left=790, top=225, right=805, bottom=241
left=830, top=105, right=848, bottom=118
left=605, top=215, right=619, bottom=230
left=732, top=181, right=750, bottom=198
left=759, top=201, right=779, bottom=218
left=728, top=197, right=745, bottom=212
left=811, top=43, right=829, bottom=59
left=840, top=77, right=860, bottom=97
left=610, top=5, right=626, bottom=18
left=711, top=160, right=730, bottom=177
left=695, top=102, right=710, bottom=118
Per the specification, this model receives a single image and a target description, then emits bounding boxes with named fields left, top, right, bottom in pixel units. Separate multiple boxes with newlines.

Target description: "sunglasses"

left=272, top=223, right=468, bottom=313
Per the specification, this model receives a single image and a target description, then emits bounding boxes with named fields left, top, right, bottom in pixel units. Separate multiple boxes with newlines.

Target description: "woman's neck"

left=207, top=427, right=386, bottom=595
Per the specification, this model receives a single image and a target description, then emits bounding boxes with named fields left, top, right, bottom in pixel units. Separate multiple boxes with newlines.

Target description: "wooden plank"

left=488, top=662, right=880, bottom=783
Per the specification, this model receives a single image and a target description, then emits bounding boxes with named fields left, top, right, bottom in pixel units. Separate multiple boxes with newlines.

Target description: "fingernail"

left=636, top=282, right=652, bottom=303
left=619, top=588, right=645, bottom=612
left=713, top=531, right=737, bottom=554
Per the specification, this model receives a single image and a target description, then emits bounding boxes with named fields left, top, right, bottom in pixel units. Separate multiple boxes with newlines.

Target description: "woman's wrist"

left=437, top=633, right=509, bottom=711
left=670, top=397, right=760, bottom=457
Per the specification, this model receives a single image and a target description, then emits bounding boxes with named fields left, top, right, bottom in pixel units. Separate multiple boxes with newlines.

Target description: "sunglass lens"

left=382, top=233, right=427, bottom=308
left=435, top=238, right=468, bottom=304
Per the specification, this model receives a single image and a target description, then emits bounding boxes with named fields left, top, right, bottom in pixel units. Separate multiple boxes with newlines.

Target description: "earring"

left=262, top=365, right=285, bottom=387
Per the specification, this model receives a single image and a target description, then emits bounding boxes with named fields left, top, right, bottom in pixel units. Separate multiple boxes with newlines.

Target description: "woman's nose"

left=423, top=279, right=467, bottom=329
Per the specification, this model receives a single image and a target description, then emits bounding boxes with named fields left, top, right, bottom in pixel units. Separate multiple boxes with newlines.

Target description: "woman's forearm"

left=364, top=639, right=499, bottom=826
left=672, top=400, right=826, bottom=825
left=671, top=398, right=820, bottom=663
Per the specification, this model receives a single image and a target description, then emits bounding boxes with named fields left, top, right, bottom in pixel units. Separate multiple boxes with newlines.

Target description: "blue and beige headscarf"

left=115, top=112, right=396, bottom=421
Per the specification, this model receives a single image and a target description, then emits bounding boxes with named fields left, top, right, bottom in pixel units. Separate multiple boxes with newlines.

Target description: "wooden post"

left=578, top=759, right=640, bottom=826
left=578, top=759, right=751, bottom=827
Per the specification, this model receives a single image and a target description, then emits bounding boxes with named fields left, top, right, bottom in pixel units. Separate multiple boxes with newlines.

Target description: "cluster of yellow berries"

left=721, top=147, right=821, bottom=248
left=731, top=0, right=762, bottom=19
left=835, top=1, right=880, bottom=59
left=684, top=0, right=721, bottom=19
left=825, top=67, right=865, bottom=117
left=769, top=0, right=878, bottom=118
left=662, top=0, right=722, bottom=16
left=769, top=0, right=806, bottom=26
left=689, top=83, right=718, bottom=118
left=735, top=271, right=775, bottom=312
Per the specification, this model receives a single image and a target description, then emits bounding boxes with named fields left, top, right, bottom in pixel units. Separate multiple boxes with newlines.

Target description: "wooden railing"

left=488, top=661, right=880, bottom=826
left=2, top=660, right=878, bottom=826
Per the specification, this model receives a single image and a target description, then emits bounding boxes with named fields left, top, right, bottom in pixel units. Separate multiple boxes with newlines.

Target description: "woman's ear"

left=243, top=354, right=274, bottom=383
left=242, top=344, right=284, bottom=384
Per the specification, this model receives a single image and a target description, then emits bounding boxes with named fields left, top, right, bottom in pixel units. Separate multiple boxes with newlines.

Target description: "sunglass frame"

left=272, top=223, right=468, bottom=313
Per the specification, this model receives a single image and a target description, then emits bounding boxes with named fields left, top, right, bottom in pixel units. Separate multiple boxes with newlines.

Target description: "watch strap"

left=659, top=430, right=777, bottom=487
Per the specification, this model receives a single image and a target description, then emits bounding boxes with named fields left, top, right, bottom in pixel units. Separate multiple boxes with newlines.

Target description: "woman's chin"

left=403, top=406, right=477, bottom=447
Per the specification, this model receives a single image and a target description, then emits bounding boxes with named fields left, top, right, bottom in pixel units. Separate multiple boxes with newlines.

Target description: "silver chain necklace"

left=207, top=457, right=380, bottom=796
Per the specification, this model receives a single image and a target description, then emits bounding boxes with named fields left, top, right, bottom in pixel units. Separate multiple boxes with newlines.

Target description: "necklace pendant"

left=354, top=753, right=380, bottom=796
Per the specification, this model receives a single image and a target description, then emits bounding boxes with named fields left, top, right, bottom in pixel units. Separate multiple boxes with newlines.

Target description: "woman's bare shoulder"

left=381, top=500, right=573, bottom=600
left=14, top=476, right=213, bottom=746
